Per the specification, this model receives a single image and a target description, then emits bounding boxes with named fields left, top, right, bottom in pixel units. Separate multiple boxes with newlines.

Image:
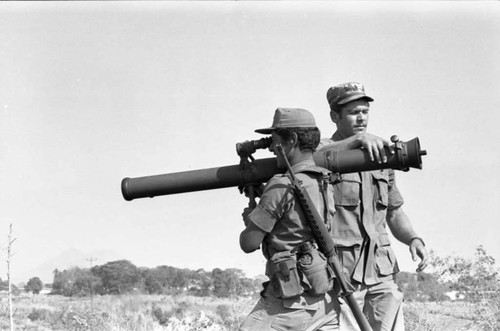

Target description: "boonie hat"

left=327, top=82, right=374, bottom=111
left=255, top=108, right=317, bottom=134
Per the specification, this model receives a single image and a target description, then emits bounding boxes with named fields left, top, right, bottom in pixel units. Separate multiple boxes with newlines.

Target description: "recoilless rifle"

left=121, top=135, right=426, bottom=201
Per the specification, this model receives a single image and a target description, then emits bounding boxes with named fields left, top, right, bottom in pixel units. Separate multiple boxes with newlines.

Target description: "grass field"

left=1, top=293, right=490, bottom=331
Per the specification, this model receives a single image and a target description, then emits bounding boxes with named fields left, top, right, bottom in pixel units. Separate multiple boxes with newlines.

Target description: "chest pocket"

left=371, top=171, right=389, bottom=208
left=332, top=173, right=360, bottom=207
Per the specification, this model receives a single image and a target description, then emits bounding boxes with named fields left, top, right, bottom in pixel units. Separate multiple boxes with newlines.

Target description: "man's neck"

left=332, top=131, right=352, bottom=141
left=289, top=151, right=314, bottom=167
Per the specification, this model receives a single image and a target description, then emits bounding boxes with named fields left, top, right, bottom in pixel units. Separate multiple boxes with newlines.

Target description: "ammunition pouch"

left=266, top=251, right=303, bottom=299
left=266, top=243, right=334, bottom=299
left=296, top=242, right=335, bottom=296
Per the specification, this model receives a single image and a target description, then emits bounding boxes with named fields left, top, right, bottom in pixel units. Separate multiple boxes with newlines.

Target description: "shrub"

left=216, top=304, right=239, bottom=329
left=152, top=304, right=173, bottom=325
left=471, top=295, right=500, bottom=331
left=27, top=308, right=51, bottom=321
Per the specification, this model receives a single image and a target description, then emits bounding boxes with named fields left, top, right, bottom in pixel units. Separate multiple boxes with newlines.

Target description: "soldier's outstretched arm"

left=387, top=206, right=428, bottom=272
left=318, top=133, right=393, bottom=164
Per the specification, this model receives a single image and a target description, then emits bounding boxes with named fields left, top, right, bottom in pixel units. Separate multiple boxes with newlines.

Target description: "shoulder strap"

left=285, top=170, right=331, bottom=231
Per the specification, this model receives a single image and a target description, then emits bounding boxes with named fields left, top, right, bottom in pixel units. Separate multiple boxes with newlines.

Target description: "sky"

left=1, top=1, right=499, bottom=284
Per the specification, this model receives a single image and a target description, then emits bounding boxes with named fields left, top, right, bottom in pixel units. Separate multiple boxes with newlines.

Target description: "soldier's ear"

left=330, top=110, right=340, bottom=123
left=289, top=132, right=298, bottom=148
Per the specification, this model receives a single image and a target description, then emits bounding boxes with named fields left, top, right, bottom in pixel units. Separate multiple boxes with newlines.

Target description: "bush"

left=216, top=304, right=239, bottom=329
left=27, top=308, right=51, bottom=321
left=152, top=304, right=173, bottom=325
left=471, top=295, right=500, bottom=331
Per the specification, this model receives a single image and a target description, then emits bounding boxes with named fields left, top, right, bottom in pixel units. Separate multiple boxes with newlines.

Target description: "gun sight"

left=236, top=137, right=272, bottom=157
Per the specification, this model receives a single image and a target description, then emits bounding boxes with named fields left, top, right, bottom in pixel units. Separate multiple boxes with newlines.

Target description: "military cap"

left=255, top=108, right=317, bottom=134
left=326, top=82, right=374, bottom=111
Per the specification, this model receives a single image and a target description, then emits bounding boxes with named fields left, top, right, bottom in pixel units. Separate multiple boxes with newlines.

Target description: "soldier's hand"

left=242, top=207, right=254, bottom=227
left=238, top=183, right=264, bottom=198
left=409, top=238, right=428, bottom=272
left=355, top=133, right=393, bottom=164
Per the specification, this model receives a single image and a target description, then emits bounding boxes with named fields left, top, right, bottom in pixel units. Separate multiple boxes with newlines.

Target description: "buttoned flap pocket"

left=269, top=251, right=303, bottom=299
left=375, top=233, right=399, bottom=276
left=335, top=245, right=360, bottom=278
left=371, top=171, right=389, bottom=208
left=332, top=173, right=361, bottom=206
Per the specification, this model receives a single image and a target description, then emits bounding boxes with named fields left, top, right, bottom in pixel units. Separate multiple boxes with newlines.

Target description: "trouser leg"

left=338, top=279, right=404, bottom=331
left=239, top=296, right=278, bottom=331
left=364, top=279, right=404, bottom=331
left=339, top=286, right=367, bottom=331
left=391, top=301, right=405, bottom=331
left=306, top=292, right=341, bottom=331
left=240, top=291, right=341, bottom=331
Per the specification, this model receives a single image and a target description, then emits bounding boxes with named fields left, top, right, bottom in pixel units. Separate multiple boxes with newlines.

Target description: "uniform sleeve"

left=387, top=169, right=404, bottom=209
left=247, top=177, right=293, bottom=233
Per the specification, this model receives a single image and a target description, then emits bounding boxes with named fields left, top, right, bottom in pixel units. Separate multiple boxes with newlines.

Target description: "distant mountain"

left=17, top=248, right=125, bottom=284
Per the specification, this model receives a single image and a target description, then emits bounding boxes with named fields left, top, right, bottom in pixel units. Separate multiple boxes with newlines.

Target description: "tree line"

left=45, top=260, right=263, bottom=298
left=19, top=245, right=499, bottom=307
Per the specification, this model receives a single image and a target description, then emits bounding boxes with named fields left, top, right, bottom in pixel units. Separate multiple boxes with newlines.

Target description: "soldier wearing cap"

left=321, top=82, right=428, bottom=331
left=239, top=108, right=341, bottom=331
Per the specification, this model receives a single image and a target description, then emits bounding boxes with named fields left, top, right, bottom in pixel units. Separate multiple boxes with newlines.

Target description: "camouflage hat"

left=326, top=82, right=374, bottom=111
left=255, top=108, right=317, bottom=134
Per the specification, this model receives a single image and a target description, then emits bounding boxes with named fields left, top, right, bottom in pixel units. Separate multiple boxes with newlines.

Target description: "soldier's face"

left=332, top=100, right=370, bottom=137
